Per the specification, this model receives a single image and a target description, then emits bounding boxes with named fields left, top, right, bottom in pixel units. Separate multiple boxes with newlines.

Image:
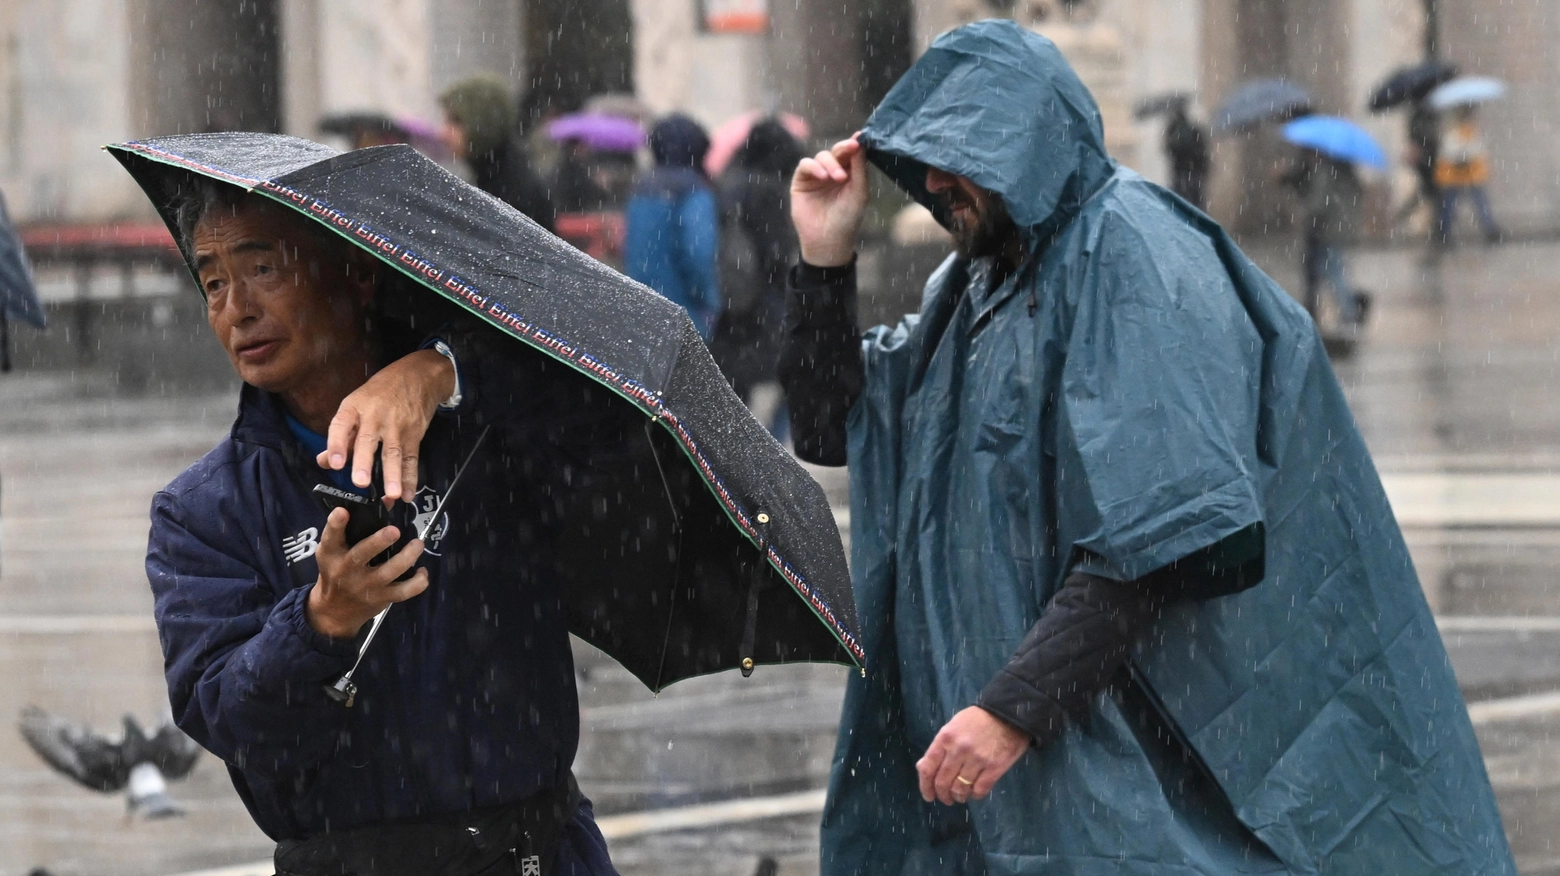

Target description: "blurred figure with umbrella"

left=549, top=137, right=615, bottom=214
left=1279, top=115, right=1385, bottom=330
left=624, top=114, right=722, bottom=338
left=544, top=112, right=646, bottom=212
left=0, top=189, right=45, bottom=374
left=1369, top=61, right=1458, bottom=233
left=1135, top=93, right=1210, bottom=210
left=705, top=111, right=810, bottom=179
left=440, top=76, right=557, bottom=233
left=1430, top=76, right=1507, bottom=247
left=708, top=117, right=807, bottom=438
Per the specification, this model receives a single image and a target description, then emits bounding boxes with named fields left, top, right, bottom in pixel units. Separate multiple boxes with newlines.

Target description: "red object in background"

left=702, top=0, right=769, bottom=33
left=21, top=217, right=630, bottom=275
left=555, top=211, right=625, bottom=266
left=19, top=222, right=182, bottom=262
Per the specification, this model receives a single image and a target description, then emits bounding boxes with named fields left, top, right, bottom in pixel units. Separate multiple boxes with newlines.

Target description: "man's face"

left=925, top=167, right=1020, bottom=260
left=194, top=201, right=374, bottom=395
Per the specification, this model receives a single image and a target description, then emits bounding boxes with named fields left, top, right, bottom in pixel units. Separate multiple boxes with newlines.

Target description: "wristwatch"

left=429, top=339, right=463, bottom=410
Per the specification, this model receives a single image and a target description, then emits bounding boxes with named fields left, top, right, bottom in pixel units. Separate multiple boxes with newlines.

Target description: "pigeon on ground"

left=19, top=705, right=202, bottom=818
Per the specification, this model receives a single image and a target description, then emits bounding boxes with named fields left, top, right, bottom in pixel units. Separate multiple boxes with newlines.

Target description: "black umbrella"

left=107, top=133, right=864, bottom=689
left=1133, top=92, right=1191, bottom=121
left=1369, top=60, right=1458, bottom=112
left=1212, top=78, right=1312, bottom=134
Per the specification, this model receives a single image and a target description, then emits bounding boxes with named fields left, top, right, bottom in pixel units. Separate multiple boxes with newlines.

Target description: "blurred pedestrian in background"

left=1163, top=97, right=1211, bottom=210
left=1281, top=147, right=1367, bottom=327
left=550, top=137, right=613, bottom=214
left=440, top=76, right=557, bottom=233
left=709, top=117, right=805, bottom=438
left=624, top=114, right=721, bottom=339
left=1395, top=98, right=1442, bottom=232
left=1436, top=105, right=1503, bottom=247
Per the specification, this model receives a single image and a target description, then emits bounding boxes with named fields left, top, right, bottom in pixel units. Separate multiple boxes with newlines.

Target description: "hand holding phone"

left=312, top=483, right=416, bottom=579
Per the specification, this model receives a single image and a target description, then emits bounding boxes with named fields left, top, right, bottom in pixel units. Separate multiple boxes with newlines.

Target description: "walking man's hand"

left=917, top=707, right=1030, bottom=806
left=791, top=134, right=871, bottom=268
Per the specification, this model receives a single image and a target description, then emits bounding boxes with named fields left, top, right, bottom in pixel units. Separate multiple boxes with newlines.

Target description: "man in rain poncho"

left=779, top=20, right=1513, bottom=875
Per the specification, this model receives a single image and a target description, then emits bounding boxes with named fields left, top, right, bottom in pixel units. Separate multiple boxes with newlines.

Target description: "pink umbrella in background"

left=705, top=111, right=810, bottom=177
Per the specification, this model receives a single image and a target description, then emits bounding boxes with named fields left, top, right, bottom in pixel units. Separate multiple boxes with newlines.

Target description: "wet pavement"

left=3, top=238, right=1560, bottom=874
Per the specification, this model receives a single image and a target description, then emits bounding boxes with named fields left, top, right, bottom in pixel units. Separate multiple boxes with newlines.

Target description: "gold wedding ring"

left=955, top=776, right=974, bottom=786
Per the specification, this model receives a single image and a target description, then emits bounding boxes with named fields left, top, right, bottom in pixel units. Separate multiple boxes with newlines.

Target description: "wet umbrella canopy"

left=1282, top=115, right=1389, bottom=170
left=545, top=113, right=646, bottom=154
left=106, top=133, right=862, bottom=690
left=1369, top=60, right=1459, bottom=112
left=1213, top=77, right=1313, bottom=134
left=1430, top=75, right=1508, bottom=110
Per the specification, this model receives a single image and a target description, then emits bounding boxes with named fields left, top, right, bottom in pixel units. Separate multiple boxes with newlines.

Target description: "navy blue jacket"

left=146, top=340, right=629, bottom=841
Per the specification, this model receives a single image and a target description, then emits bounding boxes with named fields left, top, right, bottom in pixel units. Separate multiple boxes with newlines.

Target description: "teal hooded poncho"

left=820, top=20, right=1514, bottom=875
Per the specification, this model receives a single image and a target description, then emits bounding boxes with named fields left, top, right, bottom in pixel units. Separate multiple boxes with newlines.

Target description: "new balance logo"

left=520, top=855, right=541, bottom=876
left=282, top=527, right=319, bottom=564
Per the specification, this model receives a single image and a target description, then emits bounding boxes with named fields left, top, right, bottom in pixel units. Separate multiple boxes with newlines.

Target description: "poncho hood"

left=860, top=19, right=1116, bottom=246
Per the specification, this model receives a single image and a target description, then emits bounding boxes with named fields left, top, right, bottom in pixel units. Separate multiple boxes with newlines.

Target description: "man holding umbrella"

left=144, top=180, right=622, bottom=875
left=781, top=20, right=1512, bottom=874
left=119, top=121, right=857, bottom=872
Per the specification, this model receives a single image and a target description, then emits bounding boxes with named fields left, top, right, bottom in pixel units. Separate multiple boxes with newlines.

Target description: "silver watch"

left=430, top=339, right=463, bottom=410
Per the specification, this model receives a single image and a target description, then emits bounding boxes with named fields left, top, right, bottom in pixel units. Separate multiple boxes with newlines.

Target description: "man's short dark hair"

left=171, top=178, right=250, bottom=260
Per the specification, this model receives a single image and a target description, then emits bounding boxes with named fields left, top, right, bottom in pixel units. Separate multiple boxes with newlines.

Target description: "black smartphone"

left=312, top=480, right=416, bottom=581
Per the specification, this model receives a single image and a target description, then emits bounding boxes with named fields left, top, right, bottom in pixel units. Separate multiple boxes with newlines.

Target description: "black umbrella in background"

left=107, top=133, right=864, bottom=690
left=0, top=191, right=46, bottom=373
left=1133, top=92, right=1192, bottom=121
left=1212, top=78, right=1313, bottom=134
left=1369, top=60, right=1459, bottom=112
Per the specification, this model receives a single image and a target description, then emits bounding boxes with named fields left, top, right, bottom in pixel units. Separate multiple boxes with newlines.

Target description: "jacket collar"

left=230, top=383, right=314, bottom=475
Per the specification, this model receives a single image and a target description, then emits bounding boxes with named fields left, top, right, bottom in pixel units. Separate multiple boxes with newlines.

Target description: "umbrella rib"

left=644, top=420, right=685, bottom=692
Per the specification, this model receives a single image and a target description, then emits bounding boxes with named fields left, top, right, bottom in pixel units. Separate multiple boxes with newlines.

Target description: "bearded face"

left=928, top=170, right=1021, bottom=261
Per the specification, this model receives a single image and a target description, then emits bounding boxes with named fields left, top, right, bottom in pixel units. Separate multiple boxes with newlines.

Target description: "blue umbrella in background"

left=1213, top=78, right=1313, bottom=134
left=1429, top=76, right=1507, bottom=110
left=1282, top=115, right=1389, bottom=171
left=0, top=191, right=45, bottom=373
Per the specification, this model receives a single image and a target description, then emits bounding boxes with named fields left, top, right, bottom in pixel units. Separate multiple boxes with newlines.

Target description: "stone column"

left=428, top=0, right=524, bottom=95
left=1028, top=3, right=1138, bottom=168
left=128, top=0, right=283, bottom=135
left=1201, top=0, right=1358, bottom=233
left=2, top=0, right=142, bottom=221
left=769, top=0, right=870, bottom=136
left=1439, top=0, right=1560, bottom=234
left=278, top=0, right=321, bottom=138
left=316, top=0, right=439, bottom=123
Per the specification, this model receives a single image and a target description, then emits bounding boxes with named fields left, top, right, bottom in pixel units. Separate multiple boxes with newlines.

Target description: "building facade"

left=0, top=0, right=1556, bottom=234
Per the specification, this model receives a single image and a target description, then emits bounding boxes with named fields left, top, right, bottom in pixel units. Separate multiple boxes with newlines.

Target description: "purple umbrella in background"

left=547, top=113, right=646, bottom=154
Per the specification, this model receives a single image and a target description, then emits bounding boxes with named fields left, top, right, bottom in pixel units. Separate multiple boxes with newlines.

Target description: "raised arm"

left=777, top=136, right=872, bottom=465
